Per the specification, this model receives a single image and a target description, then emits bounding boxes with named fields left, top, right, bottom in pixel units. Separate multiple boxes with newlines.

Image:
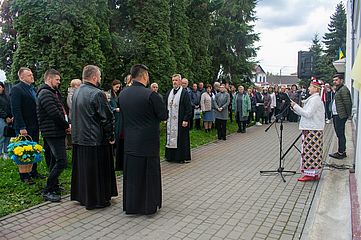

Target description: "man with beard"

left=165, top=74, right=192, bottom=164
left=37, top=69, right=70, bottom=202
left=119, top=64, right=167, bottom=215
left=71, top=65, right=117, bottom=210
left=329, top=74, right=352, bottom=159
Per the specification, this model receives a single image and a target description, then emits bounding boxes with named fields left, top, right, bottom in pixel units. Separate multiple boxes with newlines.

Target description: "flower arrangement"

left=7, top=135, right=44, bottom=166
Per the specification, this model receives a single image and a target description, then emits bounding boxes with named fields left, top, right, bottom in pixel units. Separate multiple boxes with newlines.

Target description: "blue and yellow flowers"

left=7, top=136, right=44, bottom=165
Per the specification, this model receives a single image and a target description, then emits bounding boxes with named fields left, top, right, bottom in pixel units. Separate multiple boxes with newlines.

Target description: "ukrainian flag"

left=339, top=47, right=344, bottom=60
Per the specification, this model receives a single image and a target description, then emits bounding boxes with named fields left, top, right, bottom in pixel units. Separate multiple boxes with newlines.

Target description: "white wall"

left=348, top=0, right=361, bottom=202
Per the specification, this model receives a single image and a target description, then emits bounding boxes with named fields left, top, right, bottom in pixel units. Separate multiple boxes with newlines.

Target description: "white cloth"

left=293, top=93, right=325, bottom=130
left=331, top=99, right=338, bottom=115
left=166, top=88, right=182, bottom=148
left=269, top=92, right=276, bottom=108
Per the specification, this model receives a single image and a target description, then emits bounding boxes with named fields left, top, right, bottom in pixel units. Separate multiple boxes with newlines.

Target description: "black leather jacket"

left=71, top=82, right=114, bottom=146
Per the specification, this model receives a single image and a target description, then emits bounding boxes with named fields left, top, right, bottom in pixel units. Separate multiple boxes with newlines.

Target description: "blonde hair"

left=70, top=79, right=82, bottom=88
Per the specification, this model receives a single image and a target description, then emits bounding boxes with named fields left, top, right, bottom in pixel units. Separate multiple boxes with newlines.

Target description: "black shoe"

left=31, top=173, right=46, bottom=179
left=237, top=129, right=241, bottom=133
left=222, top=138, right=226, bottom=141
left=184, top=160, right=191, bottom=164
left=241, top=130, right=246, bottom=133
left=329, top=152, right=347, bottom=159
left=86, top=201, right=111, bottom=210
left=54, top=186, right=65, bottom=195
left=43, top=192, right=61, bottom=202
left=21, top=178, right=35, bottom=185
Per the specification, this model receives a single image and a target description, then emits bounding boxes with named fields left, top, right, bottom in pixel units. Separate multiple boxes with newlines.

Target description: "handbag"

left=194, top=108, right=201, bottom=119
left=3, top=125, right=16, bottom=137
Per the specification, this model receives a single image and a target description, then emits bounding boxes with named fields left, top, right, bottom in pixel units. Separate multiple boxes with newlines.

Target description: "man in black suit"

left=11, top=67, right=45, bottom=185
left=119, top=64, right=167, bottom=214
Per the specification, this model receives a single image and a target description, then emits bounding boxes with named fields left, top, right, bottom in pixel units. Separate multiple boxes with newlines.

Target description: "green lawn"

left=0, top=120, right=241, bottom=218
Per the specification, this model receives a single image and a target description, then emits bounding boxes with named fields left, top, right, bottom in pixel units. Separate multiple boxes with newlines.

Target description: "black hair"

left=333, top=73, right=344, bottom=80
left=130, top=64, right=149, bottom=79
left=44, top=69, right=60, bottom=81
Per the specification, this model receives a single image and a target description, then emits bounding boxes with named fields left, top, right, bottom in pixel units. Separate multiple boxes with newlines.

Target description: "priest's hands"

left=182, top=121, right=188, bottom=127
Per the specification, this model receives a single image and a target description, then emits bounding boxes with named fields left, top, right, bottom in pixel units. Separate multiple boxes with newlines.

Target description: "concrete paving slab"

left=0, top=122, right=337, bottom=240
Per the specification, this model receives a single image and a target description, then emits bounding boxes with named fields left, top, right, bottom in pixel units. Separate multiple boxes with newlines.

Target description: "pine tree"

left=309, top=34, right=334, bottom=84
left=209, top=0, right=259, bottom=85
left=127, top=0, right=176, bottom=93
left=9, top=0, right=106, bottom=93
left=169, top=0, right=192, bottom=79
left=0, top=0, right=16, bottom=78
left=323, top=2, right=346, bottom=61
left=188, top=0, right=212, bottom=83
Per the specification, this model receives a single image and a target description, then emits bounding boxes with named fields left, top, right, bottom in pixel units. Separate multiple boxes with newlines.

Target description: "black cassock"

left=164, top=88, right=192, bottom=163
left=118, top=81, right=167, bottom=215
left=71, top=145, right=118, bottom=208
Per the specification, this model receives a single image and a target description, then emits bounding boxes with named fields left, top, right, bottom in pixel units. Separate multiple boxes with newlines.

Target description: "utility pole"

left=279, top=66, right=286, bottom=85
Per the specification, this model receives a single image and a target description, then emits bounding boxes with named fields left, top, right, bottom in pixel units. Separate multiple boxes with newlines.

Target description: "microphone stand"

left=260, top=104, right=296, bottom=182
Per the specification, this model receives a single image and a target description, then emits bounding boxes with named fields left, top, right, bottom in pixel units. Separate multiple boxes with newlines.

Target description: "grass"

left=0, top=120, right=242, bottom=218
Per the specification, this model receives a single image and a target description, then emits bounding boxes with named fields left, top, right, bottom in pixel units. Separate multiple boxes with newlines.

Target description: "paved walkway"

left=0, top=122, right=334, bottom=240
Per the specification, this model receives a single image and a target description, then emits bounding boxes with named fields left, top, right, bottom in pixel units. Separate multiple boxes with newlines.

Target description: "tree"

left=9, top=0, right=106, bottom=94
left=209, top=0, right=259, bottom=85
left=169, top=0, right=192, bottom=79
left=0, top=0, right=17, bottom=78
left=127, top=0, right=176, bottom=93
left=323, top=2, right=346, bottom=61
left=187, top=0, right=212, bottom=83
left=309, top=34, right=334, bottom=85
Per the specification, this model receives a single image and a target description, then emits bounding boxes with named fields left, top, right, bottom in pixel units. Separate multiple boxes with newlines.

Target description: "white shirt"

left=331, top=99, right=338, bottom=115
left=293, top=93, right=325, bottom=130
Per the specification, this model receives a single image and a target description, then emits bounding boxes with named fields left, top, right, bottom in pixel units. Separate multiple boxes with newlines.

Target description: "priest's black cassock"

left=118, top=81, right=167, bottom=215
left=164, top=88, right=192, bottom=163
left=70, top=82, right=118, bottom=210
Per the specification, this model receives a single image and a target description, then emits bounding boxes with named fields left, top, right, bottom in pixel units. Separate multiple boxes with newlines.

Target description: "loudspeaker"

left=297, top=51, right=314, bottom=78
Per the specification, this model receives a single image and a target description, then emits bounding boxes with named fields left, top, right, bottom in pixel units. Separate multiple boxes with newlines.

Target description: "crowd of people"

left=0, top=64, right=353, bottom=214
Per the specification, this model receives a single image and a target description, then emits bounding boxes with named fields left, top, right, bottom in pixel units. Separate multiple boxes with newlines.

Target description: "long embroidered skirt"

left=301, top=130, right=323, bottom=177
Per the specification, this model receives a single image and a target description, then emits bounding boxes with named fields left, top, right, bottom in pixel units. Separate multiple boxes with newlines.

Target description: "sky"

left=254, top=0, right=346, bottom=75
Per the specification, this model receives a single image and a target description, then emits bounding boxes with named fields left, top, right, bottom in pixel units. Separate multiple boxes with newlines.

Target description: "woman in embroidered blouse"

left=291, top=80, right=325, bottom=182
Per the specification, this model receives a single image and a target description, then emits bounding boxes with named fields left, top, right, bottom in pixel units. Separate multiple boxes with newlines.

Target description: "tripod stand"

left=260, top=107, right=296, bottom=182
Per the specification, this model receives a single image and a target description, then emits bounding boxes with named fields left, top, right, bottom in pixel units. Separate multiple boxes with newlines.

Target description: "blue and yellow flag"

left=339, top=47, right=344, bottom=60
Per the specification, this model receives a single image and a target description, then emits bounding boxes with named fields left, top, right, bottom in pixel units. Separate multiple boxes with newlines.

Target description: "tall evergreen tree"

left=0, top=0, right=16, bottom=78
left=309, top=34, right=334, bottom=84
left=169, top=0, right=192, bottom=79
left=127, top=0, right=176, bottom=93
left=9, top=0, right=106, bottom=93
left=188, top=0, right=212, bottom=83
left=210, top=0, right=259, bottom=85
left=323, top=2, right=346, bottom=61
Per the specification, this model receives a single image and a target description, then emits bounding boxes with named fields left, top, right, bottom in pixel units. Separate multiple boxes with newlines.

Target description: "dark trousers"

left=229, top=108, right=233, bottom=123
left=236, top=112, right=247, bottom=132
left=255, top=105, right=264, bottom=122
left=261, top=112, right=270, bottom=124
left=44, top=137, right=67, bottom=193
left=43, top=139, right=52, bottom=168
left=248, top=110, right=255, bottom=124
left=333, top=115, right=347, bottom=153
left=325, top=102, right=332, bottom=120
left=269, top=108, right=274, bottom=121
left=215, top=119, right=227, bottom=140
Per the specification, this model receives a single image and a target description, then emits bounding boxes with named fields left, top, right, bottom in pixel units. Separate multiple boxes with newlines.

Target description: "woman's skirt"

left=301, top=130, right=323, bottom=177
left=203, top=110, right=215, bottom=122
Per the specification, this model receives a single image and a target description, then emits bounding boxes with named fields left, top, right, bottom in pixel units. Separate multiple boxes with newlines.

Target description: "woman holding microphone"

left=291, top=79, right=325, bottom=182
